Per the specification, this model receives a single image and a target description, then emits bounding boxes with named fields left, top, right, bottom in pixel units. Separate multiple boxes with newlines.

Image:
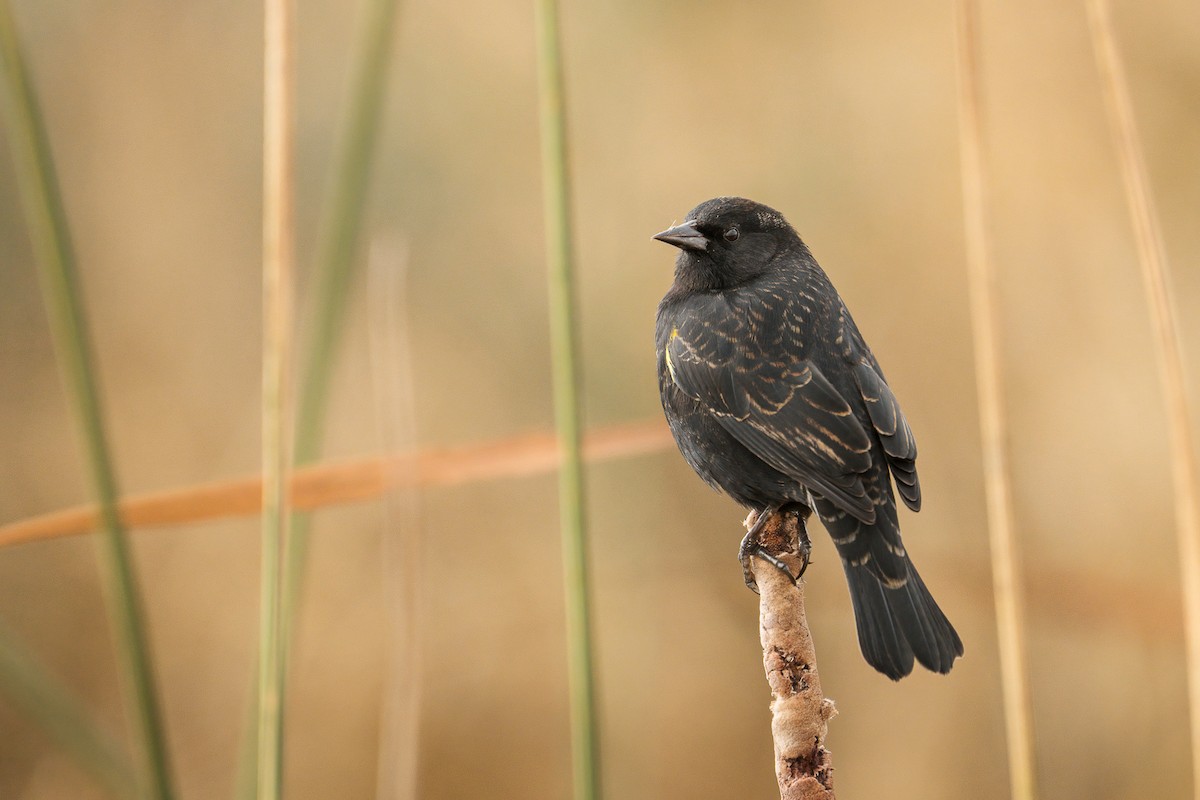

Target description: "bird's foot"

left=739, top=506, right=812, bottom=593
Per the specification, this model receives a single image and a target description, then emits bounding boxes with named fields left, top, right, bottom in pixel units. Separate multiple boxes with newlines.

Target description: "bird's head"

left=653, top=197, right=802, bottom=291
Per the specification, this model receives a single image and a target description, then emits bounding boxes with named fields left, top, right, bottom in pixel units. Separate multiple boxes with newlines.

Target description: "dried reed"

left=257, top=0, right=297, bottom=794
left=954, top=2, right=1038, bottom=798
left=1086, top=0, right=1200, bottom=791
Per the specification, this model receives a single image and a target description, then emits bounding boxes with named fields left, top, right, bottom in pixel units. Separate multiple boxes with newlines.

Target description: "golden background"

left=1, top=0, right=1198, bottom=797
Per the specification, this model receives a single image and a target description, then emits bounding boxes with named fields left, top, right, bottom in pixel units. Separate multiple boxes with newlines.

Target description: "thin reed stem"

left=283, top=0, right=401, bottom=654
left=258, top=0, right=297, bottom=795
left=293, top=0, right=400, bottom=471
left=367, top=241, right=422, bottom=800
left=1085, top=1, right=1200, bottom=792
left=953, top=3, right=1038, bottom=799
left=0, top=622, right=136, bottom=799
left=533, top=1, right=600, bottom=798
left=0, top=4, right=175, bottom=797
left=238, top=3, right=402, bottom=793
left=0, top=421, right=673, bottom=547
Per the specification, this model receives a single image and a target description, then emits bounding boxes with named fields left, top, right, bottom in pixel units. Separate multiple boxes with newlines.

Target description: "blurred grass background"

left=1, top=0, right=1199, bottom=798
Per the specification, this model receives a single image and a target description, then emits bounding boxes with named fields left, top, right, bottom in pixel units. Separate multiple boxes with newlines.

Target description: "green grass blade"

left=533, top=1, right=600, bottom=798
left=284, top=0, right=401, bottom=628
left=0, top=623, right=137, bottom=799
left=0, top=3, right=175, bottom=797
left=293, top=0, right=400, bottom=469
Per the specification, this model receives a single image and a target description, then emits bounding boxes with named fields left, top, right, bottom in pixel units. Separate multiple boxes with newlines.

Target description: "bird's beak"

left=653, top=221, right=708, bottom=252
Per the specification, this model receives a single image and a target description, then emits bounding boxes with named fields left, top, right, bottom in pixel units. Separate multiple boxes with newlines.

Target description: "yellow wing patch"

left=664, top=327, right=679, bottom=381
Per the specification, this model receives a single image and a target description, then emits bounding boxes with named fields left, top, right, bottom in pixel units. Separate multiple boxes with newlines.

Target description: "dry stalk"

left=1086, top=1, right=1200, bottom=791
left=0, top=421, right=673, bottom=547
left=750, top=510, right=837, bottom=800
left=954, top=2, right=1038, bottom=797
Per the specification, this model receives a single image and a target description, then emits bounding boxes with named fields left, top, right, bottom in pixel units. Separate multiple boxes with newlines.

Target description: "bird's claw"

left=739, top=507, right=812, bottom=593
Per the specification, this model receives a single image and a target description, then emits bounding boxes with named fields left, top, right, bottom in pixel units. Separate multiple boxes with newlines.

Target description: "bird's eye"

left=723, top=227, right=740, bottom=242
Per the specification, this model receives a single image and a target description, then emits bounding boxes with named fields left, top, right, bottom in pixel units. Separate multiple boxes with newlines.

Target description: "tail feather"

left=843, top=558, right=963, bottom=680
left=901, top=565, right=963, bottom=672
left=811, top=482, right=960, bottom=681
left=843, top=566, right=914, bottom=680
left=815, top=463, right=963, bottom=679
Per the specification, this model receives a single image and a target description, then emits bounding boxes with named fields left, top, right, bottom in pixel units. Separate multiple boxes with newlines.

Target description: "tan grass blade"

left=954, top=2, right=1038, bottom=798
left=367, top=240, right=422, bottom=800
left=0, top=417, right=1188, bottom=642
left=258, top=0, right=297, bottom=793
left=1086, top=1, right=1200, bottom=792
left=0, top=421, right=673, bottom=547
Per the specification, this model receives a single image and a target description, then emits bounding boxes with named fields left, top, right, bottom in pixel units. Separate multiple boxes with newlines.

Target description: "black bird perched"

left=653, top=196, right=963, bottom=680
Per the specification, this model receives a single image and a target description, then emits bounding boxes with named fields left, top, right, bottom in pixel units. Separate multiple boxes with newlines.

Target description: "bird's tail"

left=815, top=490, right=963, bottom=680
left=841, top=556, right=962, bottom=680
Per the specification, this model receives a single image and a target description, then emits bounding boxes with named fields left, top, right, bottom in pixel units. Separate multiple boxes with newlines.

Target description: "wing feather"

left=665, top=306, right=877, bottom=522
left=853, top=362, right=922, bottom=511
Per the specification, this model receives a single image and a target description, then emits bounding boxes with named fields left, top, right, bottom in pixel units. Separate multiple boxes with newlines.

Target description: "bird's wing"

left=853, top=362, right=921, bottom=511
left=664, top=297, right=876, bottom=522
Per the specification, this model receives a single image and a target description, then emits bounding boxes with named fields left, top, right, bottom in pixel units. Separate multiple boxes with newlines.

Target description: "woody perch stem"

left=750, top=511, right=837, bottom=800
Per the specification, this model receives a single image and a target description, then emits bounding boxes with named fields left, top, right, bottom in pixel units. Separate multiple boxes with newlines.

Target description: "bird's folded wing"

left=853, top=362, right=921, bottom=511
left=665, top=314, right=876, bottom=523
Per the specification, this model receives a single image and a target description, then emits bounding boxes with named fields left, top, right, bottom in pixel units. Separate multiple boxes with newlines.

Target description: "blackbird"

left=653, top=196, right=962, bottom=680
